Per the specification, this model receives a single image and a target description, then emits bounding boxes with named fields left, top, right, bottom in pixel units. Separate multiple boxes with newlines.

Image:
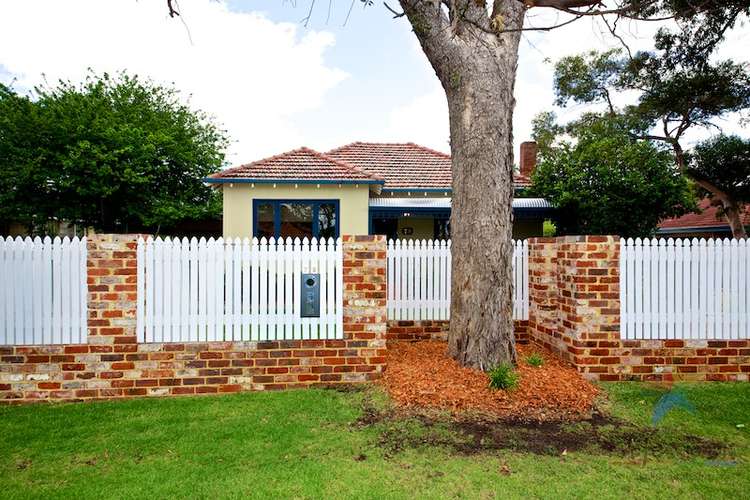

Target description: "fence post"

left=526, top=237, right=562, bottom=355
left=527, top=236, right=621, bottom=373
left=341, top=235, right=387, bottom=381
left=87, top=234, right=141, bottom=347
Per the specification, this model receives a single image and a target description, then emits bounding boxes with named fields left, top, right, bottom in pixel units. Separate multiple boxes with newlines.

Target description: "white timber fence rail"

left=136, top=236, right=343, bottom=343
left=386, top=239, right=529, bottom=321
left=620, top=238, right=749, bottom=340
left=1, top=236, right=88, bottom=345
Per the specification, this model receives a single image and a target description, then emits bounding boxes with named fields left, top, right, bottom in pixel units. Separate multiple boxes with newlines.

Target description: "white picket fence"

left=136, top=236, right=343, bottom=343
left=0, top=236, right=88, bottom=345
left=386, top=239, right=529, bottom=321
left=620, top=238, right=749, bottom=340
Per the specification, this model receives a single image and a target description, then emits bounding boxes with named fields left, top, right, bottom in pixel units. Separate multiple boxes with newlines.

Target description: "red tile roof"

left=208, top=143, right=532, bottom=189
left=658, top=198, right=750, bottom=231
left=207, top=147, right=383, bottom=183
left=326, top=142, right=531, bottom=189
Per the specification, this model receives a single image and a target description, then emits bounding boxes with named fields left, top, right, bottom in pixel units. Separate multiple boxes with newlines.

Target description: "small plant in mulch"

left=488, top=362, right=519, bottom=391
left=525, top=352, right=544, bottom=368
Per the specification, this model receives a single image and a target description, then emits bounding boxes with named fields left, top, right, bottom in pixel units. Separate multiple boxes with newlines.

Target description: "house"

left=657, top=198, right=750, bottom=238
left=205, top=141, right=553, bottom=240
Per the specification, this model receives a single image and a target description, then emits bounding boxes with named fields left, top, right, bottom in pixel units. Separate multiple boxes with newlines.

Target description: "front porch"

left=368, top=197, right=554, bottom=240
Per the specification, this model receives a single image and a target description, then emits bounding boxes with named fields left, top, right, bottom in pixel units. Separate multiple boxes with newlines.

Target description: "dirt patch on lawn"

left=383, top=341, right=598, bottom=422
left=367, top=411, right=725, bottom=458
left=354, top=389, right=724, bottom=458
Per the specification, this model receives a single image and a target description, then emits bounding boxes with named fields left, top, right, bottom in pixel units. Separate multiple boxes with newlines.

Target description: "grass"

left=488, top=362, right=520, bottom=390
left=525, top=352, right=544, bottom=368
left=1, top=383, right=749, bottom=499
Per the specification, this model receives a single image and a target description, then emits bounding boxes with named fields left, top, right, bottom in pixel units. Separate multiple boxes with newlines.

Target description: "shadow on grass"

left=355, top=393, right=727, bottom=458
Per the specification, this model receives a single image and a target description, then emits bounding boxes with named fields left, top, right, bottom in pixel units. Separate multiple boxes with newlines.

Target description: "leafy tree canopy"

left=0, top=72, right=227, bottom=234
left=530, top=113, right=695, bottom=237
left=550, top=13, right=750, bottom=237
left=688, top=134, right=750, bottom=205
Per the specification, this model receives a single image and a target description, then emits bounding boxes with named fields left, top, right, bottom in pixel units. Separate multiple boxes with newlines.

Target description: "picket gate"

left=0, top=236, right=88, bottom=345
left=136, top=236, right=343, bottom=342
left=386, top=239, right=528, bottom=321
left=620, top=238, right=749, bottom=340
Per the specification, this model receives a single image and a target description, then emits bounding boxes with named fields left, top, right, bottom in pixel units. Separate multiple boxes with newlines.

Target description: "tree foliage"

left=551, top=14, right=750, bottom=236
left=0, top=73, right=227, bottom=234
left=530, top=113, right=695, bottom=237
left=688, top=135, right=750, bottom=221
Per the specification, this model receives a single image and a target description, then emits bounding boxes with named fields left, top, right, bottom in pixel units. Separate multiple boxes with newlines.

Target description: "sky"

left=0, top=0, right=747, bottom=167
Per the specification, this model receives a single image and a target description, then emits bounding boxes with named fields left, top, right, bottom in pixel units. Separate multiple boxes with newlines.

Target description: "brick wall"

left=582, top=339, right=750, bottom=382
left=0, top=235, right=387, bottom=404
left=386, top=320, right=529, bottom=344
left=527, top=235, right=749, bottom=381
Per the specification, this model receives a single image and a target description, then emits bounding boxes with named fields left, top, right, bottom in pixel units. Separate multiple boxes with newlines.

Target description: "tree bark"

left=722, top=202, right=748, bottom=239
left=694, top=179, right=748, bottom=239
left=399, top=0, right=526, bottom=370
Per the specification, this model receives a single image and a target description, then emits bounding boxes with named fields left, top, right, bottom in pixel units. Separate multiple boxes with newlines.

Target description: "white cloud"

left=380, top=85, right=450, bottom=153
left=0, top=0, right=347, bottom=163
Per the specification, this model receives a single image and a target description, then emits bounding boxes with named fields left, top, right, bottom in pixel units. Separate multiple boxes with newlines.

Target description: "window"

left=253, top=200, right=339, bottom=240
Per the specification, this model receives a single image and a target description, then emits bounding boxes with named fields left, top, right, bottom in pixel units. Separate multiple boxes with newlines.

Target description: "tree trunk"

left=722, top=202, right=748, bottom=239
left=399, top=0, right=525, bottom=370
left=675, top=143, right=747, bottom=239
left=693, top=178, right=748, bottom=239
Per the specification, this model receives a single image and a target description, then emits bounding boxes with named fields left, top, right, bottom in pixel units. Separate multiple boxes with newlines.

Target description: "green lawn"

left=1, top=383, right=748, bottom=499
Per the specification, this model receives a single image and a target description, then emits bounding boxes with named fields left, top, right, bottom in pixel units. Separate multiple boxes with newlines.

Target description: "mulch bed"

left=382, top=341, right=599, bottom=422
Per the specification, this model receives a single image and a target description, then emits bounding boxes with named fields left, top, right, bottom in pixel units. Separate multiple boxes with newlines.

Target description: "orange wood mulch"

left=382, top=341, right=599, bottom=422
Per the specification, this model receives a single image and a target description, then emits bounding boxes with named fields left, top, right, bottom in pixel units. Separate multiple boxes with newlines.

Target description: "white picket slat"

left=385, top=239, right=529, bottom=322
left=134, top=235, right=343, bottom=343
left=0, top=236, right=87, bottom=345
left=620, top=237, right=749, bottom=340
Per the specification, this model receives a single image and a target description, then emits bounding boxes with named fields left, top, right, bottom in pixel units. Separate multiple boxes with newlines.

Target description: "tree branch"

left=383, top=1, right=406, bottom=18
left=167, top=0, right=180, bottom=17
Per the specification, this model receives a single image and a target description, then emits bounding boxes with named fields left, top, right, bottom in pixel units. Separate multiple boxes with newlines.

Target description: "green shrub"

left=488, top=363, right=519, bottom=391
left=526, top=352, right=544, bottom=368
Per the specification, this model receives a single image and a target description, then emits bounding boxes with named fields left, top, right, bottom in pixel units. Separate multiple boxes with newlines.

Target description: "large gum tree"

left=166, top=0, right=748, bottom=370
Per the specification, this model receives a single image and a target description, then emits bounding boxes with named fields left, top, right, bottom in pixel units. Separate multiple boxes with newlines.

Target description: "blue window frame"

left=252, top=199, right=340, bottom=240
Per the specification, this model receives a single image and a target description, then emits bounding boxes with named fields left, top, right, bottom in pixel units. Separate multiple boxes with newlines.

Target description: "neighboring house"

left=657, top=198, right=750, bottom=239
left=206, top=141, right=553, bottom=240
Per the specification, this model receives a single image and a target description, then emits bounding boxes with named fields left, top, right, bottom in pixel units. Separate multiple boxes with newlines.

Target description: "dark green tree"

left=530, top=113, right=694, bottom=237
left=0, top=72, right=227, bottom=234
left=552, top=29, right=750, bottom=236
left=687, top=135, right=750, bottom=237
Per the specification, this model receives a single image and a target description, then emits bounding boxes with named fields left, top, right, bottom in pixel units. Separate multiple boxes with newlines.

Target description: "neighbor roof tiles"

left=658, top=198, right=750, bottom=231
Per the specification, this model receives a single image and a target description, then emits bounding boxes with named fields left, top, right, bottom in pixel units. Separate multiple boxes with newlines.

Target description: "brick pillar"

left=342, top=235, right=387, bottom=381
left=527, top=236, right=621, bottom=372
left=87, top=234, right=140, bottom=348
left=527, top=237, right=564, bottom=357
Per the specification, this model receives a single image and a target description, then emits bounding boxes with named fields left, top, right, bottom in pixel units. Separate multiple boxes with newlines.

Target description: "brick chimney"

left=519, top=141, right=538, bottom=178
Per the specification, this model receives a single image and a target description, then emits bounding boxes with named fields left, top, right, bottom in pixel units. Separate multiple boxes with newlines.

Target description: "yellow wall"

left=393, top=217, right=543, bottom=240
left=396, top=217, right=435, bottom=240
left=221, top=183, right=370, bottom=238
